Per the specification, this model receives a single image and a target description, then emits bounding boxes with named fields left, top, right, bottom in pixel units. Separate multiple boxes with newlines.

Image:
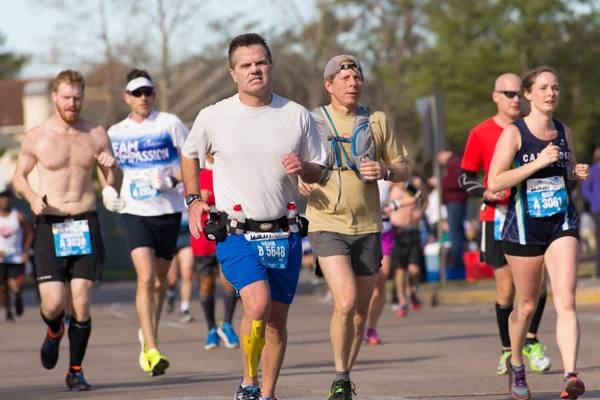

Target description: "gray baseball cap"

left=323, top=55, right=363, bottom=79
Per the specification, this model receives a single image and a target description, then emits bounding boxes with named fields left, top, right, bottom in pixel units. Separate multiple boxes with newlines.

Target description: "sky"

left=1, top=0, right=315, bottom=79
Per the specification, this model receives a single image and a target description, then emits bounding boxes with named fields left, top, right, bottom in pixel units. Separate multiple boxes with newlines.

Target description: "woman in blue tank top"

left=488, top=66, right=590, bottom=400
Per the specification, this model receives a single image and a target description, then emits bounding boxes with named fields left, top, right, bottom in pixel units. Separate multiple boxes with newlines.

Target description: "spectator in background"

left=438, top=143, right=468, bottom=270
left=582, top=146, right=600, bottom=278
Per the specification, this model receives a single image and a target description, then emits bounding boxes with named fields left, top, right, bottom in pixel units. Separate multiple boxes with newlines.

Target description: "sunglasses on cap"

left=339, top=63, right=360, bottom=73
left=128, top=87, right=154, bottom=97
left=495, top=90, right=521, bottom=99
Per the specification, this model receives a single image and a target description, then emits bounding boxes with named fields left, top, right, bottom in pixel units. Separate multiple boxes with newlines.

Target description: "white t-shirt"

left=0, top=209, right=23, bottom=264
left=377, top=180, right=393, bottom=233
left=108, top=110, right=188, bottom=216
left=182, top=93, right=326, bottom=221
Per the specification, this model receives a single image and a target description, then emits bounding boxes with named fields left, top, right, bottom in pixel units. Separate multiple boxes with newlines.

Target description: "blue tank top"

left=502, top=118, right=578, bottom=245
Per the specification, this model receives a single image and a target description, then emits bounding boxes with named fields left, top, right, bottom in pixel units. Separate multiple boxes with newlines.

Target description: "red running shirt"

left=461, top=117, right=510, bottom=221
left=191, top=168, right=217, bottom=256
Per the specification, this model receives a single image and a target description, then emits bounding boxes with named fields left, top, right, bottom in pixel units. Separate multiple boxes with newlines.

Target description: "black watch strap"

left=186, top=194, right=203, bottom=207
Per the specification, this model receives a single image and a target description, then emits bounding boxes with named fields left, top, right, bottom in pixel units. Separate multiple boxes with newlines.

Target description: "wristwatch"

left=185, top=194, right=204, bottom=207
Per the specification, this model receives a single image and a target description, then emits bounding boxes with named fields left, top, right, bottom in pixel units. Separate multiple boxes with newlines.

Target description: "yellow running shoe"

left=138, top=328, right=151, bottom=373
left=147, top=348, right=169, bottom=376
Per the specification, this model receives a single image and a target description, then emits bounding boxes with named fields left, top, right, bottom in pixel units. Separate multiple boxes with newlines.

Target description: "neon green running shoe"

left=523, top=341, right=551, bottom=373
left=138, top=328, right=151, bottom=373
left=497, top=351, right=511, bottom=375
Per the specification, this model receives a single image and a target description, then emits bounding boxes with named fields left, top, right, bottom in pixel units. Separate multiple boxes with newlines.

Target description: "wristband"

left=389, top=200, right=401, bottom=210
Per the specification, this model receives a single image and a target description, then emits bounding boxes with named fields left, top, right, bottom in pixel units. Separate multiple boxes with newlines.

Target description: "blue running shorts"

left=216, top=232, right=302, bottom=305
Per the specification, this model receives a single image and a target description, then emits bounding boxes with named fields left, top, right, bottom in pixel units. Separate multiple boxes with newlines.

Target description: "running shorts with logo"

left=121, top=213, right=182, bottom=261
left=217, top=231, right=302, bottom=305
left=391, top=228, right=423, bottom=270
left=308, top=231, right=382, bottom=276
left=34, top=212, right=105, bottom=283
left=502, top=118, right=579, bottom=257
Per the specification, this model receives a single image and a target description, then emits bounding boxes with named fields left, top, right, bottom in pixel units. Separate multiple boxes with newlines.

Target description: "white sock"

left=180, top=301, right=190, bottom=312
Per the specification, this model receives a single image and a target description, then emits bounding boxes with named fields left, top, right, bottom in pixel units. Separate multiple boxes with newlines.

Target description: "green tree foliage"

left=325, top=0, right=600, bottom=161
left=0, top=33, right=29, bottom=79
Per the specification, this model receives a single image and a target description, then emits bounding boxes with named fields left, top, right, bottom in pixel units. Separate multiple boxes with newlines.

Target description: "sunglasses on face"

left=128, top=88, right=154, bottom=97
left=495, top=90, right=521, bottom=99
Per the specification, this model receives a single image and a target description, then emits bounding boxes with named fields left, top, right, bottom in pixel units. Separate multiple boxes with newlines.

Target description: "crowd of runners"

left=0, top=32, right=593, bottom=400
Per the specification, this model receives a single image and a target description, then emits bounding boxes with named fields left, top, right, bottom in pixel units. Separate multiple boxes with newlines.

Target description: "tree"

left=0, top=33, right=29, bottom=79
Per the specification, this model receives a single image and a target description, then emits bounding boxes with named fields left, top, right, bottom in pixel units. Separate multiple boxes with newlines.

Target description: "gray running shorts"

left=308, top=231, right=382, bottom=276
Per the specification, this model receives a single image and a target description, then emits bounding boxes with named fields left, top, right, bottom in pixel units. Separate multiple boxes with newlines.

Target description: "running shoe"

left=561, top=373, right=585, bottom=399
left=364, top=328, right=380, bottom=345
left=522, top=340, right=551, bottom=373
left=497, top=351, right=511, bottom=375
left=15, top=294, right=23, bottom=316
left=138, top=328, right=151, bottom=373
left=217, top=321, right=240, bottom=348
left=328, top=379, right=356, bottom=400
left=396, top=304, right=409, bottom=317
left=235, top=383, right=262, bottom=400
left=6, top=311, right=14, bottom=322
left=410, top=292, right=422, bottom=311
left=205, top=327, right=219, bottom=350
left=506, top=356, right=530, bottom=400
left=179, top=310, right=194, bottom=324
left=40, top=321, right=64, bottom=369
left=147, top=348, right=169, bottom=376
left=166, top=294, right=175, bottom=314
left=66, top=369, right=92, bottom=391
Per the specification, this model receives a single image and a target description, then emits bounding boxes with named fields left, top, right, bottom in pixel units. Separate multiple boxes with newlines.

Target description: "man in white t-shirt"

left=181, top=33, right=326, bottom=400
left=100, top=69, right=189, bottom=376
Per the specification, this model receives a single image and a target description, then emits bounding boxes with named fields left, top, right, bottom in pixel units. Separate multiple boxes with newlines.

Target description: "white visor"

left=126, top=77, right=153, bottom=92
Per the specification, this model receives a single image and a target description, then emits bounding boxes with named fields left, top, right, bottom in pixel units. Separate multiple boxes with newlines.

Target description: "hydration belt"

left=215, top=212, right=289, bottom=233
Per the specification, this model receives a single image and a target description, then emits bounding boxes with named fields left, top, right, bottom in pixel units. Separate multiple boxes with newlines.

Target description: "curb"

left=423, top=287, right=600, bottom=306
left=418, top=262, right=600, bottom=306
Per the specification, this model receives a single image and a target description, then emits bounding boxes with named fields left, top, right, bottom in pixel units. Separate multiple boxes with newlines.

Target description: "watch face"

left=186, top=194, right=197, bottom=206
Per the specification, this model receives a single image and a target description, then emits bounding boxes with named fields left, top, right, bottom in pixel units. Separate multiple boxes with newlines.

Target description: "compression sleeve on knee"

left=243, top=320, right=265, bottom=378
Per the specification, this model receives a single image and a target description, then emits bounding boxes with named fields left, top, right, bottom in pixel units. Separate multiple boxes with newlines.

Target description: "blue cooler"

left=424, top=242, right=464, bottom=282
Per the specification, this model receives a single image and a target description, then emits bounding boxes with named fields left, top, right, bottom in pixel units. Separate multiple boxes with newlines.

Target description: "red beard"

left=57, top=105, right=80, bottom=123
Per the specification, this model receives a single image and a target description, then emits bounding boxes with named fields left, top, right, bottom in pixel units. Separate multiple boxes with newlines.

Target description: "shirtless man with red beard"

left=12, top=70, right=123, bottom=391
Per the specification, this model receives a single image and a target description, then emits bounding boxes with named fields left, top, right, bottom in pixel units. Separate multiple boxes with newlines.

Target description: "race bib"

left=130, top=180, right=160, bottom=200
left=493, top=205, right=508, bottom=241
left=526, top=176, right=567, bottom=218
left=52, top=220, right=92, bottom=257
left=244, top=232, right=290, bottom=270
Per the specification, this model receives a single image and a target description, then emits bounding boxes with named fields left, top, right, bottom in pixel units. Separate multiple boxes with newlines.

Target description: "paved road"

left=2, top=278, right=600, bottom=400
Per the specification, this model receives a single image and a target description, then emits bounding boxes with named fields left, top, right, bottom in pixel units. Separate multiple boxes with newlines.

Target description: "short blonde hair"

left=52, top=70, right=85, bottom=93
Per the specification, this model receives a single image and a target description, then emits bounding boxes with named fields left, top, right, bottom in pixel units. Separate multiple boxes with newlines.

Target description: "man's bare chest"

left=36, top=133, right=97, bottom=171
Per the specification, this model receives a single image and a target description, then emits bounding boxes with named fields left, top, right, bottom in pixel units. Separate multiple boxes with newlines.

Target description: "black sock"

left=391, top=284, right=399, bottom=304
left=528, top=293, right=547, bottom=336
left=69, top=318, right=92, bottom=367
left=199, top=295, right=216, bottom=329
left=223, top=290, right=237, bottom=324
left=495, top=303, right=513, bottom=349
left=41, top=310, right=65, bottom=334
left=335, top=370, right=350, bottom=382
left=525, top=337, right=539, bottom=345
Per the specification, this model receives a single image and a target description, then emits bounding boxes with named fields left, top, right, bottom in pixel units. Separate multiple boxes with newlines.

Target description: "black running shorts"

left=121, top=213, right=182, bottom=261
left=34, top=212, right=105, bottom=283
left=0, top=263, right=25, bottom=283
left=480, top=221, right=507, bottom=268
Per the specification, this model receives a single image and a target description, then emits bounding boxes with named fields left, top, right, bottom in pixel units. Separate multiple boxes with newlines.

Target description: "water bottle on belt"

left=286, top=202, right=299, bottom=233
left=227, top=204, right=246, bottom=234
